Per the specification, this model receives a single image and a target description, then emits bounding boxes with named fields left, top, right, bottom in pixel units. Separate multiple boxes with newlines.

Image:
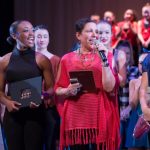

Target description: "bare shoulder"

left=0, top=52, right=12, bottom=70
left=36, top=51, right=49, bottom=62
left=53, top=55, right=60, bottom=61
left=51, top=55, right=60, bottom=63
left=35, top=52, right=51, bottom=69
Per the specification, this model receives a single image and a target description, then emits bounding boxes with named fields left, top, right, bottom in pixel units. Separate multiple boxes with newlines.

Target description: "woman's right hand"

left=65, top=83, right=82, bottom=96
left=5, top=99, right=21, bottom=112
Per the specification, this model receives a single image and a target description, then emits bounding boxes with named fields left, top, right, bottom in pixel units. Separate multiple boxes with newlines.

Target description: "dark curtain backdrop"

left=13, top=0, right=148, bottom=56
left=0, top=1, right=14, bottom=56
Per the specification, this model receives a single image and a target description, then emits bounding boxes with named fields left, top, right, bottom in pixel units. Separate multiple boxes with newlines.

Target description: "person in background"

left=125, top=53, right=150, bottom=150
left=55, top=18, right=120, bottom=150
left=118, top=9, right=139, bottom=66
left=139, top=50, right=150, bottom=148
left=103, top=11, right=121, bottom=49
left=34, top=24, right=60, bottom=150
left=0, top=20, right=54, bottom=150
left=137, top=3, right=150, bottom=53
left=140, top=52, right=150, bottom=126
left=90, top=13, right=101, bottom=24
left=34, top=25, right=60, bottom=81
left=97, top=21, right=126, bottom=87
left=115, top=40, right=139, bottom=150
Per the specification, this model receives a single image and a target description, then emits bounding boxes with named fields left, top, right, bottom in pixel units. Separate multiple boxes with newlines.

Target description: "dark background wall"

left=0, top=0, right=149, bottom=56
left=0, top=1, right=14, bottom=56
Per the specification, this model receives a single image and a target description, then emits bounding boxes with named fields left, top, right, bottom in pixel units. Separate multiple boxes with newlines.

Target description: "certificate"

left=8, top=76, right=42, bottom=107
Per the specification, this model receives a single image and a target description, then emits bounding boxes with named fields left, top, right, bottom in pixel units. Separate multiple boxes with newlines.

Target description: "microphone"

left=98, top=50, right=107, bottom=63
left=93, top=39, right=109, bottom=67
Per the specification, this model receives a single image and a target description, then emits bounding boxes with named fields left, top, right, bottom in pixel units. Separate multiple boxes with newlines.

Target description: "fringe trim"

left=60, top=128, right=116, bottom=150
left=65, top=128, right=97, bottom=145
left=97, top=140, right=115, bottom=150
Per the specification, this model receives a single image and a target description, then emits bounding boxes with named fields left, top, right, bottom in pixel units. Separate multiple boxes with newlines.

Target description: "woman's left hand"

left=120, top=105, right=132, bottom=121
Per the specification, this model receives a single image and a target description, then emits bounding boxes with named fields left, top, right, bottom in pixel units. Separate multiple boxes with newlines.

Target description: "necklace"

left=78, top=49, right=96, bottom=67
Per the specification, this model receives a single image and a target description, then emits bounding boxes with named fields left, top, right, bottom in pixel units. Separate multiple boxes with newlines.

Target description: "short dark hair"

left=75, top=17, right=93, bottom=33
left=34, top=24, right=49, bottom=31
left=116, top=40, right=131, bottom=49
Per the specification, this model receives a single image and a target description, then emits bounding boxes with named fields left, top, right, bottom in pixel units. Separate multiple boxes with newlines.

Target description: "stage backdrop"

left=14, top=0, right=148, bottom=56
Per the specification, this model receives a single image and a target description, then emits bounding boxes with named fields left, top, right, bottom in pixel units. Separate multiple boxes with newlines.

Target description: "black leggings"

left=69, top=144, right=90, bottom=150
left=44, top=106, right=60, bottom=150
left=3, top=106, right=44, bottom=150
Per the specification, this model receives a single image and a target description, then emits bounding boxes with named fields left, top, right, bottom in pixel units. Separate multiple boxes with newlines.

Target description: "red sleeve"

left=54, top=57, right=70, bottom=117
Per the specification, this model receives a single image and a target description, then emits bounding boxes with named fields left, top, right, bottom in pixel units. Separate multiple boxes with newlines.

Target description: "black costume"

left=3, top=48, right=44, bottom=150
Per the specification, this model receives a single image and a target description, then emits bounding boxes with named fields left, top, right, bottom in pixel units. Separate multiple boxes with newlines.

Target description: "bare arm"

left=36, top=53, right=54, bottom=107
left=94, top=44, right=116, bottom=92
left=129, top=79, right=140, bottom=109
left=0, top=54, right=21, bottom=112
left=55, top=63, right=81, bottom=97
left=140, top=72, right=150, bottom=121
left=101, top=66, right=115, bottom=92
left=101, top=56, right=116, bottom=92
left=137, top=20, right=145, bottom=45
left=130, top=21, right=138, bottom=34
left=117, top=50, right=127, bottom=87
left=120, top=78, right=140, bottom=120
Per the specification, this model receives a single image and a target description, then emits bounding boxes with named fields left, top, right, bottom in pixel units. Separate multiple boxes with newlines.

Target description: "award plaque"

left=69, top=70, right=97, bottom=93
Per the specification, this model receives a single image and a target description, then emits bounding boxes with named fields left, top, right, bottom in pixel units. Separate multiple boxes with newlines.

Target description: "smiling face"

left=76, top=22, right=99, bottom=52
left=14, top=21, right=34, bottom=50
left=34, top=29, right=49, bottom=51
left=142, top=6, right=150, bottom=20
left=124, top=9, right=134, bottom=21
left=104, top=11, right=115, bottom=24
left=97, top=22, right=112, bottom=47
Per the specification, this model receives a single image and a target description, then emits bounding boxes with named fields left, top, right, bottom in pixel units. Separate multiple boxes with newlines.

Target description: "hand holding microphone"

left=93, top=39, right=109, bottom=67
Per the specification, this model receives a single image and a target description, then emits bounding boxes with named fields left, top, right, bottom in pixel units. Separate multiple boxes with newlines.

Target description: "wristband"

left=42, top=92, right=54, bottom=100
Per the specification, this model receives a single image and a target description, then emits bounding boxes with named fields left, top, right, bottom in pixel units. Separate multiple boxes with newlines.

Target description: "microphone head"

left=92, top=38, right=100, bottom=47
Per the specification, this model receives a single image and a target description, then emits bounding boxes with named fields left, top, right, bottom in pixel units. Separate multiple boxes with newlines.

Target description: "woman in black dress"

left=0, top=20, right=54, bottom=150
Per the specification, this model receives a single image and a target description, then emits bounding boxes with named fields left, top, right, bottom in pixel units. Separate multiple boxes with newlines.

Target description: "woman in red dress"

left=55, top=18, right=120, bottom=150
left=138, top=3, right=150, bottom=53
left=118, top=9, right=139, bottom=66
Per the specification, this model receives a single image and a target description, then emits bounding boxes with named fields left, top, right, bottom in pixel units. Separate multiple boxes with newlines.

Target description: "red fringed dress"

left=55, top=51, right=120, bottom=150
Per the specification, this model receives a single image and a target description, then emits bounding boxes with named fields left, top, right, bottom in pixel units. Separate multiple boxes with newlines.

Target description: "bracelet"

left=42, top=92, right=54, bottom=100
